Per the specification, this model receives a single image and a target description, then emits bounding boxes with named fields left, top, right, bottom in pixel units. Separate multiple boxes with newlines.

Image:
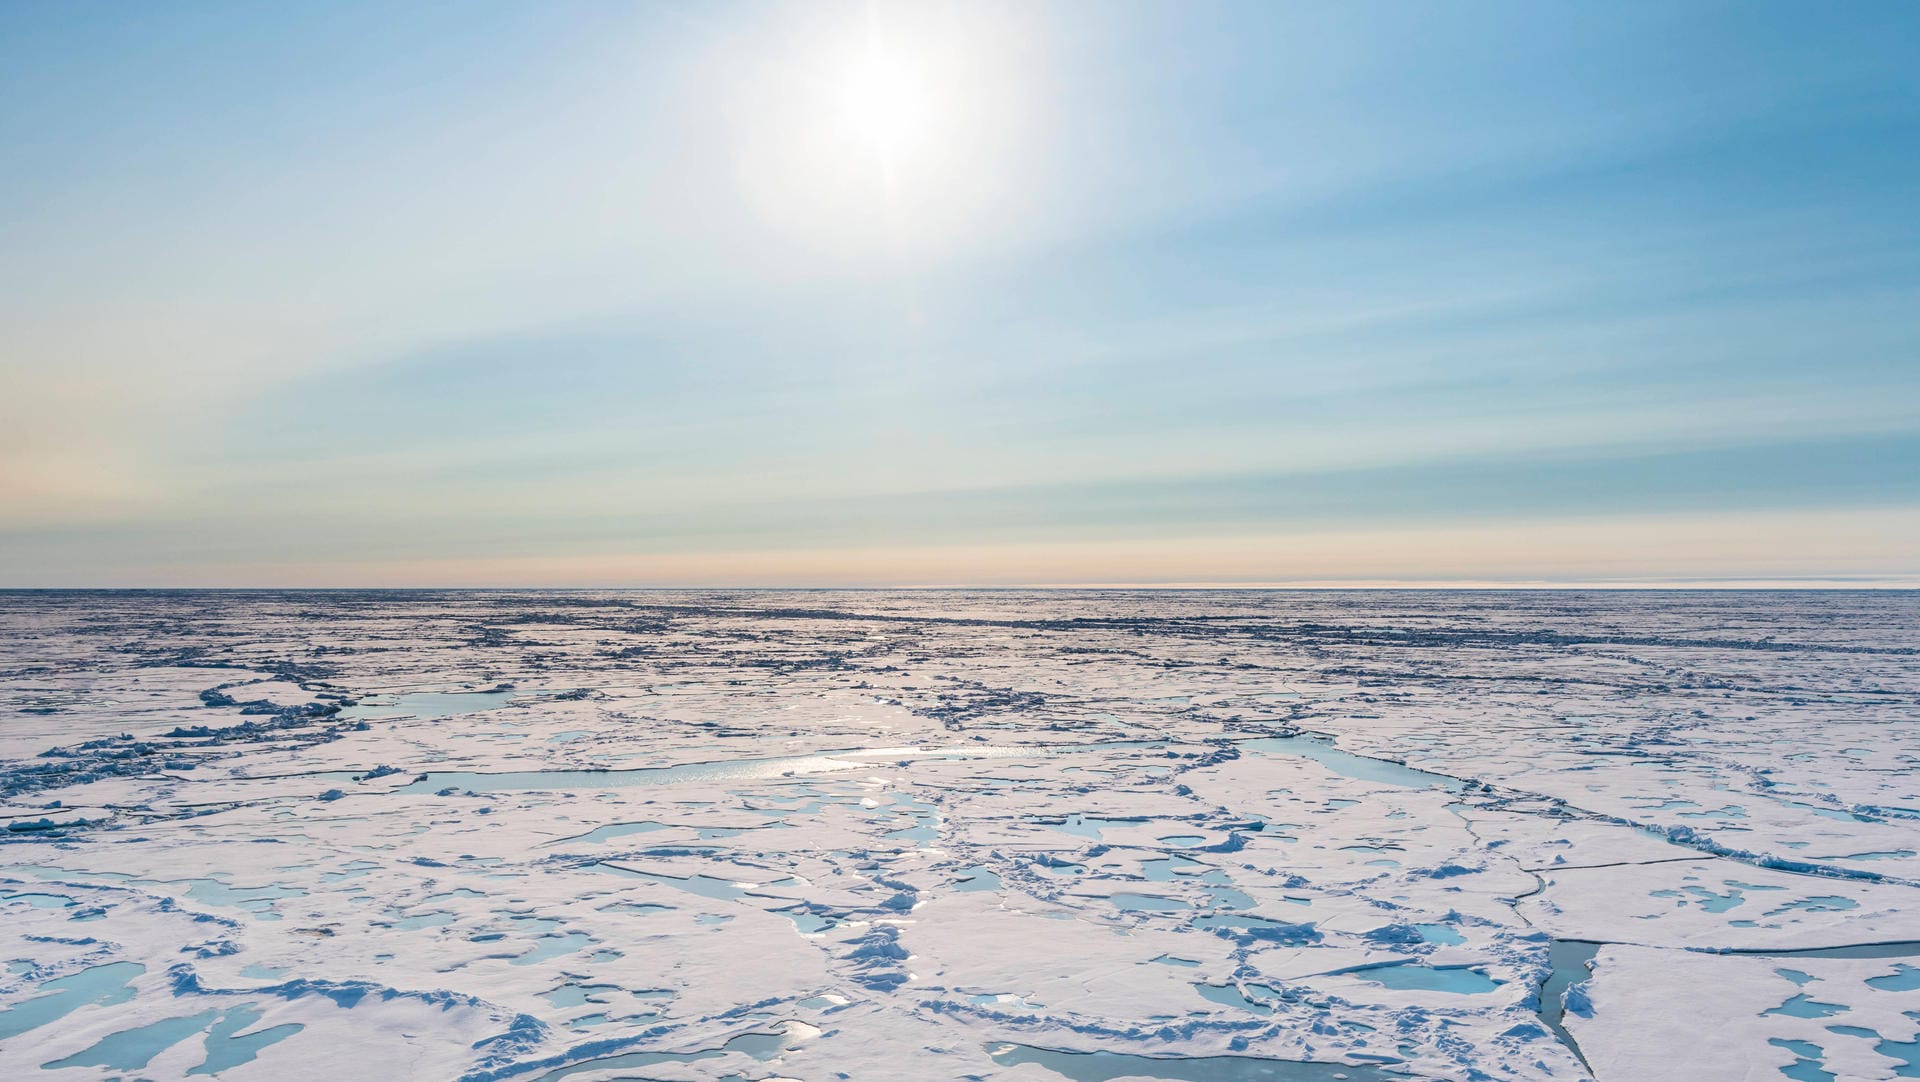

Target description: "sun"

left=713, top=2, right=1044, bottom=258
left=833, top=37, right=938, bottom=179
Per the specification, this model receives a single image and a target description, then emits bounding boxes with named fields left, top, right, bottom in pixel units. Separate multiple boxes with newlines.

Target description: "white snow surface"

left=1, top=589, right=1916, bottom=1081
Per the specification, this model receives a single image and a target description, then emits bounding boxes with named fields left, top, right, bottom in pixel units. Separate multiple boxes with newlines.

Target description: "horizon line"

left=5, top=580, right=1919, bottom=593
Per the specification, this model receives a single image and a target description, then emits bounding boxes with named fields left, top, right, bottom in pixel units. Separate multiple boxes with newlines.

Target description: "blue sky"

left=3, top=1, right=1917, bottom=586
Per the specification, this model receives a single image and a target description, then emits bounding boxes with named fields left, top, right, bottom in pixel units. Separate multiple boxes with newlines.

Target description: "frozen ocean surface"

left=1, top=589, right=1917, bottom=1080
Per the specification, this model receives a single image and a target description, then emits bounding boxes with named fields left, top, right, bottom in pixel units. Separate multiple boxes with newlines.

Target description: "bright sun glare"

left=725, top=4, right=1037, bottom=255
left=835, top=40, right=936, bottom=175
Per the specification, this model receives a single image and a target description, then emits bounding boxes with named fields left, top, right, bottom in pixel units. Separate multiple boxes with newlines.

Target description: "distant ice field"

left=1, top=590, right=1917, bottom=1080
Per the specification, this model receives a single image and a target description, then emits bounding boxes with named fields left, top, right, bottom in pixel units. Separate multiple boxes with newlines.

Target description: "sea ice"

left=2, top=589, right=1916, bottom=1080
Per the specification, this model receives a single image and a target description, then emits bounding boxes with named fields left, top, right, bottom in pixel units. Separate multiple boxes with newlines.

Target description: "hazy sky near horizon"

left=3, top=1, right=1918, bottom=586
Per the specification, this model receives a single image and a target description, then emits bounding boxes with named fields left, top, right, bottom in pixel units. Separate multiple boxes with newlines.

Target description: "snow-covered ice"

left=1, top=589, right=1916, bottom=1080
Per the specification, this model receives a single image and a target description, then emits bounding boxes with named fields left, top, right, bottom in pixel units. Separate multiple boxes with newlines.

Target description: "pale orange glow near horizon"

left=38, top=508, right=1919, bottom=590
